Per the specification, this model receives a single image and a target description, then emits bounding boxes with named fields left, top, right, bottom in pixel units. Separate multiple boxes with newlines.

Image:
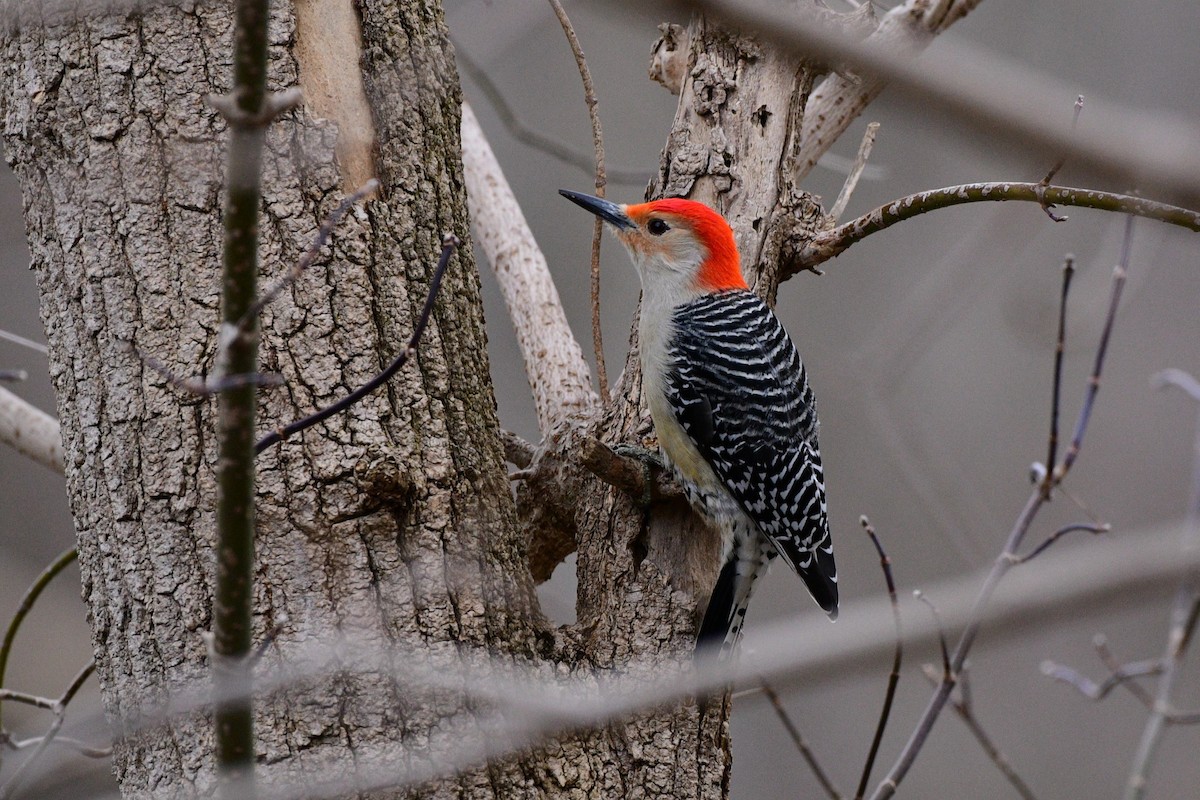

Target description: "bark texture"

left=0, top=0, right=729, bottom=796
left=2, top=1, right=542, bottom=795
left=0, top=1, right=889, bottom=798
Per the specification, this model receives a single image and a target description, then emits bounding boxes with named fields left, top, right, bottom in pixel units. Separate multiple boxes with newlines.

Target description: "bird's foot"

left=611, top=442, right=665, bottom=507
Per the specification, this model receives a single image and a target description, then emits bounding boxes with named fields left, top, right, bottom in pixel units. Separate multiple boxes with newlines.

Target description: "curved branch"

left=0, top=386, right=63, bottom=473
left=790, top=183, right=1200, bottom=277
left=461, top=102, right=598, bottom=433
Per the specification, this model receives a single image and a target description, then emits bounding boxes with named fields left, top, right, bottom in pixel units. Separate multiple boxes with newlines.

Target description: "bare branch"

left=577, top=437, right=681, bottom=504
left=672, top=0, right=1200, bottom=208
left=795, top=0, right=985, bottom=183
left=1041, top=255, right=1075, bottom=497
left=547, top=0, right=610, bottom=402
left=0, top=385, right=64, bottom=473
left=791, top=183, right=1193, bottom=276
left=1154, top=369, right=1200, bottom=405
left=913, top=591, right=950, bottom=679
left=856, top=516, right=901, bottom=800
left=5, top=734, right=111, bottom=759
left=1037, top=95, right=1085, bottom=221
left=137, top=346, right=284, bottom=397
left=1055, top=216, right=1135, bottom=481
left=500, top=429, right=536, bottom=469
left=0, top=329, right=47, bottom=355
left=454, top=46, right=647, bottom=186
left=1008, top=522, right=1109, bottom=564
left=922, top=666, right=1040, bottom=800
left=759, top=677, right=843, bottom=800
left=827, top=122, right=880, bottom=224
left=1125, top=364, right=1200, bottom=798
left=0, top=661, right=95, bottom=800
left=460, top=102, right=598, bottom=433
left=868, top=220, right=1136, bottom=799
left=0, top=547, right=78, bottom=730
left=1041, top=657, right=1163, bottom=703
left=237, top=179, right=380, bottom=334
left=0, top=688, right=57, bottom=711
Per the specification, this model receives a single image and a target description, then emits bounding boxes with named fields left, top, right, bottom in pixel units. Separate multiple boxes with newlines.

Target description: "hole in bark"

left=630, top=531, right=649, bottom=572
left=535, top=552, right=578, bottom=626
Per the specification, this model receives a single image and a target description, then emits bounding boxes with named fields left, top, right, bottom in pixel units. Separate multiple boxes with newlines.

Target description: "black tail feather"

left=696, top=556, right=739, bottom=657
left=802, top=545, right=839, bottom=620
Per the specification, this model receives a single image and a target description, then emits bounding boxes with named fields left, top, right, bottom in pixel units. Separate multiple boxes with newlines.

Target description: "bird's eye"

left=647, top=218, right=670, bottom=236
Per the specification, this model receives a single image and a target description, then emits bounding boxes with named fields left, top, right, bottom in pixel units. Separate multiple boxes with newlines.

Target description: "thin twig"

left=868, top=218, right=1137, bottom=800
left=913, top=591, right=950, bottom=679
left=137, top=346, right=283, bottom=397
left=1037, top=95, right=1085, bottom=221
left=0, top=660, right=96, bottom=800
left=1042, top=255, right=1075, bottom=498
left=828, top=122, right=880, bottom=224
left=255, top=235, right=459, bottom=455
left=237, top=179, right=379, bottom=333
left=921, top=666, right=1040, bottom=800
left=5, top=734, right=111, bottom=759
left=1124, top=365, right=1200, bottom=798
left=1041, top=658, right=1163, bottom=703
left=0, top=547, right=78, bottom=731
left=1056, top=215, right=1135, bottom=481
left=856, top=516, right=901, bottom=800
left=791, top=182, right=1191, bottom=276
left=453, top=47, right=646, bottom=186
left=547, top=0, right=609, bottom=401
left=0, top=371, right=27, bottom=383
left=758, top=677, right=843, bottom=800
left=0, top=689, right=58, bottom=711
left=248, top=614, right=289, bottom=668
left=1008, top=522, right=1109, bottom=565
left=1093, top=635, right=1158, bottom=710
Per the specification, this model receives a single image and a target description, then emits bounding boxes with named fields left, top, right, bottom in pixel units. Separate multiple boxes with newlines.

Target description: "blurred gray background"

left=3, top=0, right=1199, bottom=796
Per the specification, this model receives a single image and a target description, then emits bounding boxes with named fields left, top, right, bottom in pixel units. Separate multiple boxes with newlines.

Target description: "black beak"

left=558, top=189, right=636, bottom=230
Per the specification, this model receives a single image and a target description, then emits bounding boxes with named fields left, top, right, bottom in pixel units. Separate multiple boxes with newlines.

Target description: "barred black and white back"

left=661, top=289, right=837, bottom=656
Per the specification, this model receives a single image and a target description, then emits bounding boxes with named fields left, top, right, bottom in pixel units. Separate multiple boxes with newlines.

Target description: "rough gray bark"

left=0, top=0, right=727, bottom=796
left=0, top=0, right=978, bottom=796
left=1, top=0, right=543, bottom=795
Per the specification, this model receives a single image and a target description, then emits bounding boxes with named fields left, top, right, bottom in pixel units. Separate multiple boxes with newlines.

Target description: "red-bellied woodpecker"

left=560, top=190, right=838, bottom=657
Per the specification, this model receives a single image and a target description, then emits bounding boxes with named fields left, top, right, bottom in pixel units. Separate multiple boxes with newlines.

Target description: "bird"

left=559, top=189, right=837, bottom=658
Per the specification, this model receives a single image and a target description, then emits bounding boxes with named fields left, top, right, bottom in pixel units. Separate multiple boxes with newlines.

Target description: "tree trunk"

left=0, top=0, right=733, bottom=795
left=1, top=0, right=544, bottom=794
left=0, top=0, right=939, bottom=796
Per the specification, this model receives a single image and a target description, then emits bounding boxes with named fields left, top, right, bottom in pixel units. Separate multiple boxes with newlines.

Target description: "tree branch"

left=672, top=0, right=1200, bottom=208
left=0, top=386, right=63, bottom=473
left=460, top=102, right=598, bottom=434
left=868, top=221, right=1137, bottom=799
left=211, top=0, right=277, bottom=790
left=791, top=183, right=1197, bottom=277
left=0, top=547, right=79, bottom=731
left=856, top=517, right=902, bottom=800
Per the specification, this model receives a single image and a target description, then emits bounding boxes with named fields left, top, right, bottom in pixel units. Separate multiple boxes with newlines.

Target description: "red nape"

left=649, top=198, right=746, bottom=291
